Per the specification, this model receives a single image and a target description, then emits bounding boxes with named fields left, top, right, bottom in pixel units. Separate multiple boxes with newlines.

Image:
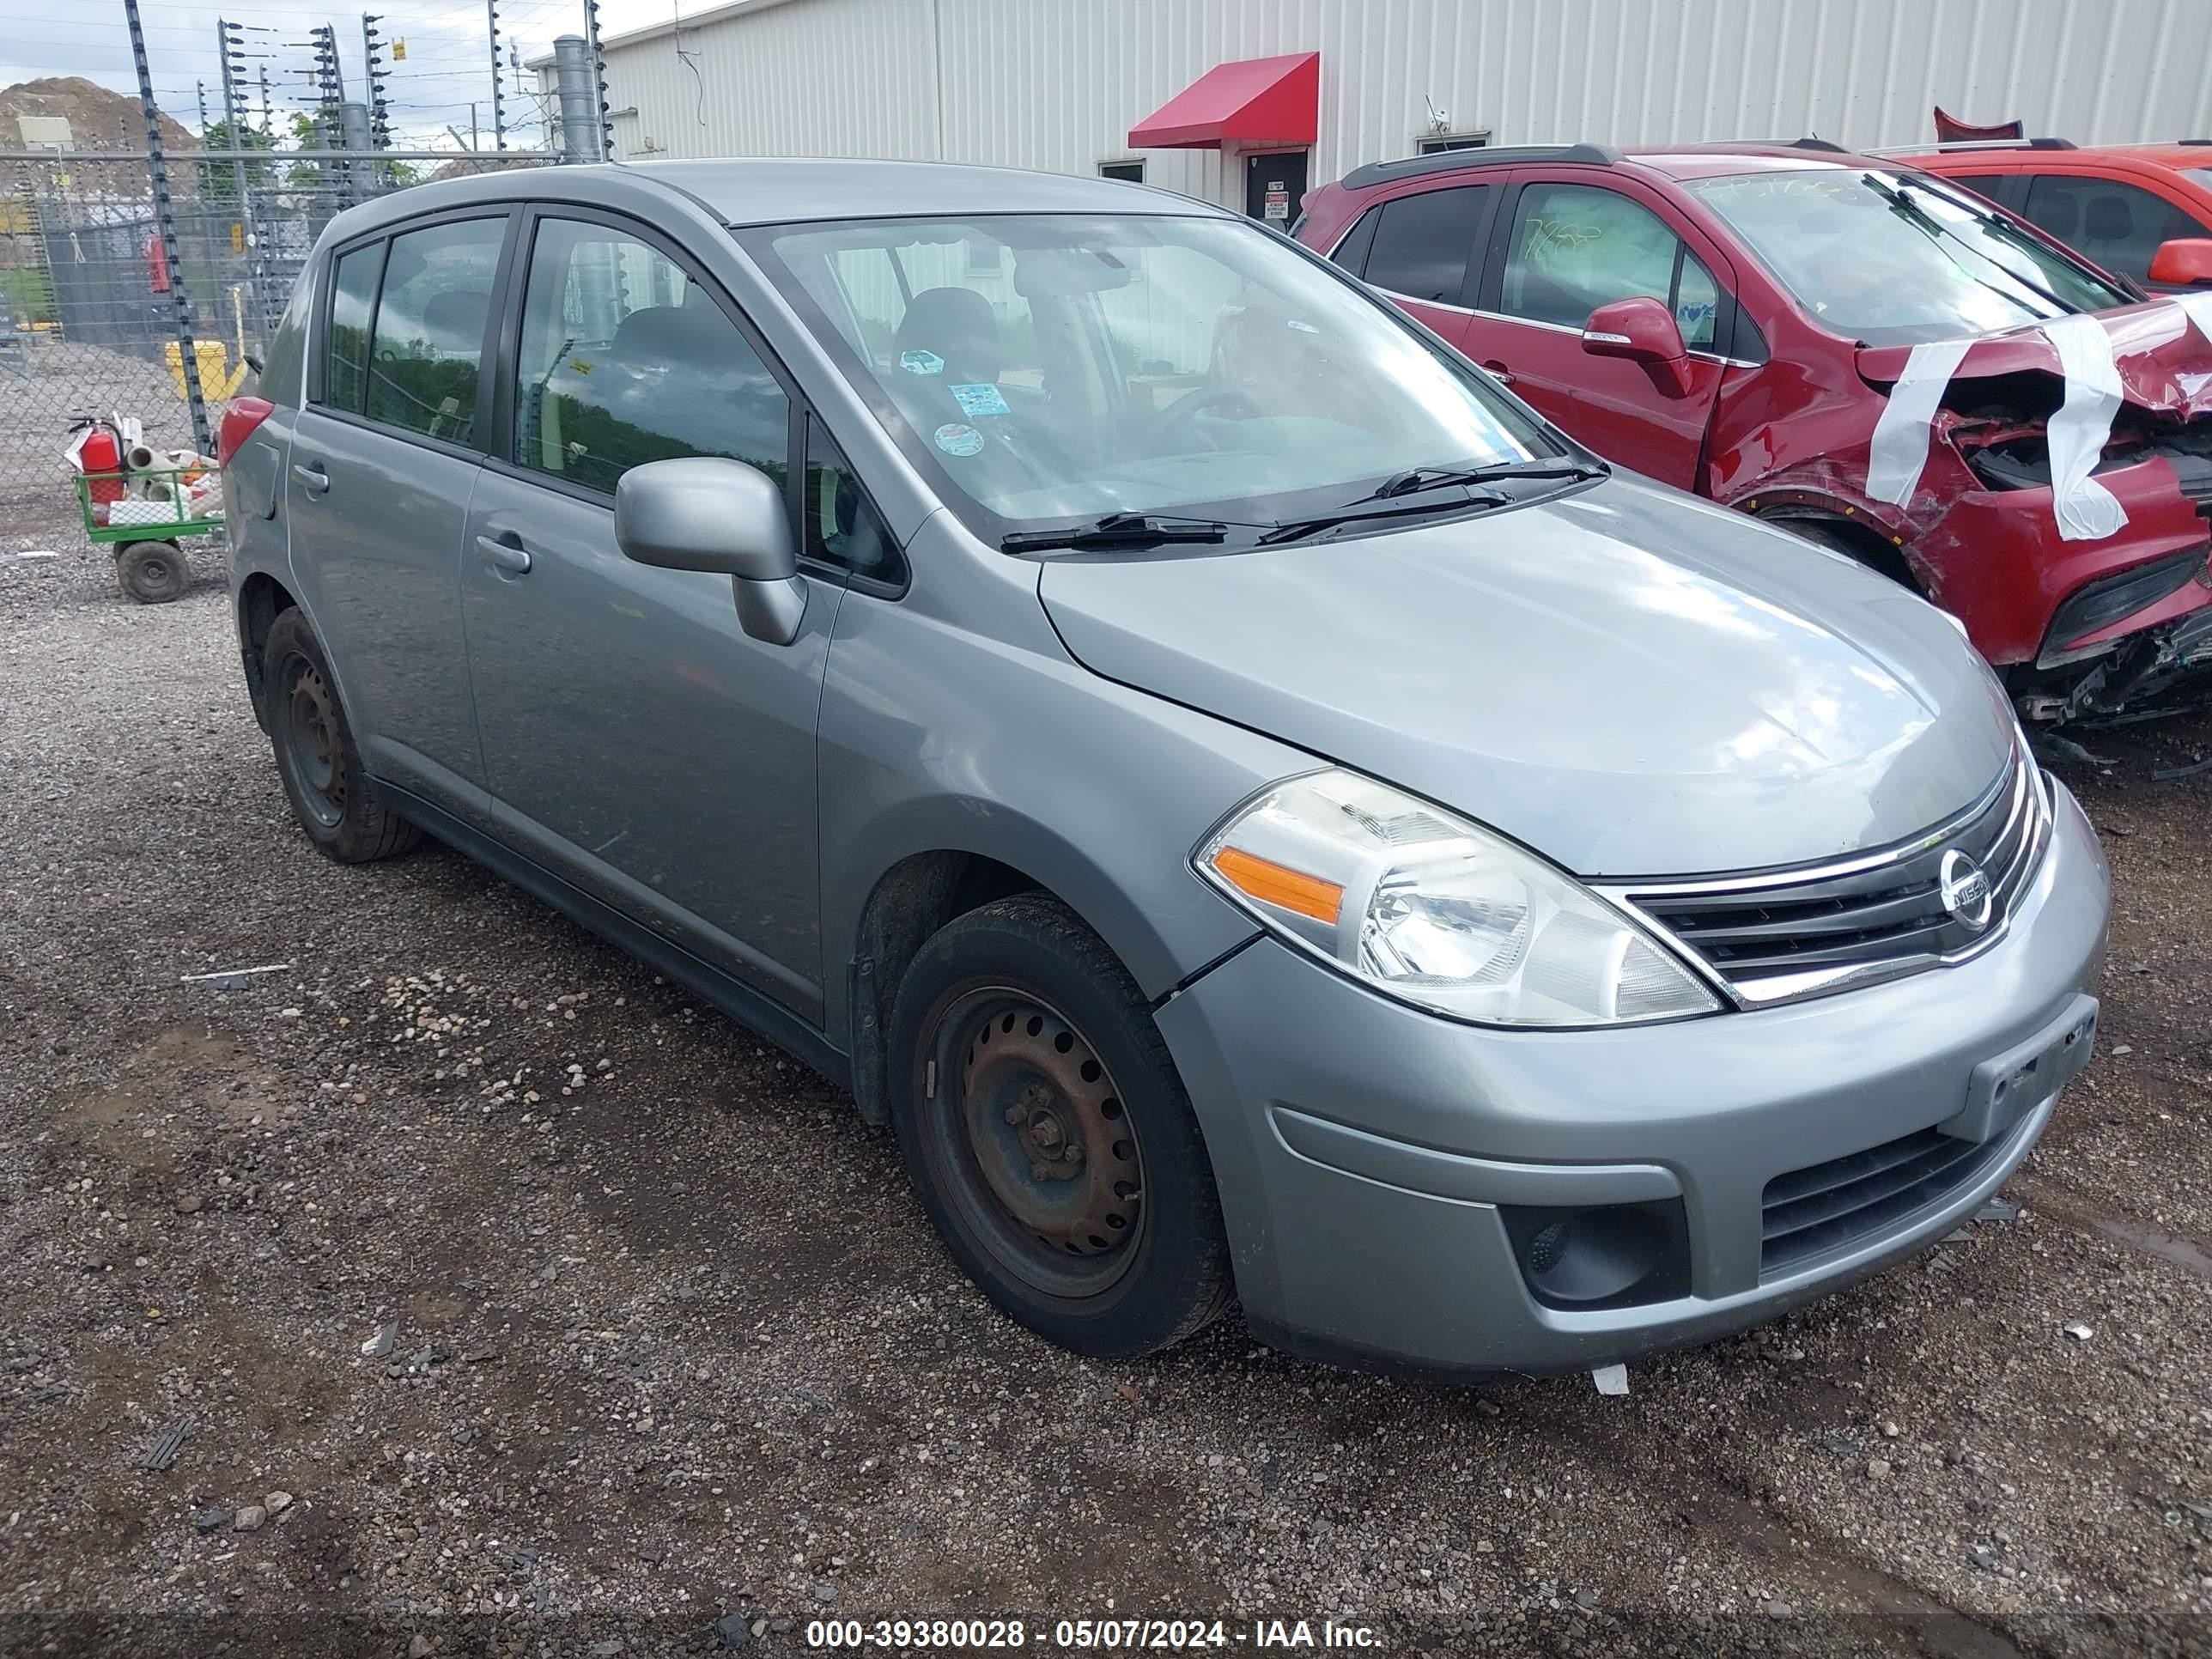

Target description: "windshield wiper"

left=1000, top=512, right=1231, bottom=554
left=1366, top=458, right=1608, bottom=501
left=1859, top=172, right=2079, bottom=319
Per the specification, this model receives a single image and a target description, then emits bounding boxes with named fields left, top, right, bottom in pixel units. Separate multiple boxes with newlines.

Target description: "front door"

left=459, top=210, right=837, bottom=1019
left=284, top=212, right=512, bottom=823
left=1465, top=176, right=1730, bottom=489
left=1244, top=150, right=1310, bottom=227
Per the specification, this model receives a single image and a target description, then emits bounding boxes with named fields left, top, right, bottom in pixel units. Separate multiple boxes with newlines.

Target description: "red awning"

left=1127, top=52, right=1319, bottom=150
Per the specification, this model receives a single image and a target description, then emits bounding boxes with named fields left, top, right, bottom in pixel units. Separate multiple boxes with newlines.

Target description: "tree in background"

left=193, top=118, right=275, bottom=200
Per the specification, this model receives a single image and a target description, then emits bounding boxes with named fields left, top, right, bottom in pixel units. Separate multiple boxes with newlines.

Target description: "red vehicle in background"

left=1295, top=142, right=2212, bottom=720
left=1896, top=134, right=2212, bottom=295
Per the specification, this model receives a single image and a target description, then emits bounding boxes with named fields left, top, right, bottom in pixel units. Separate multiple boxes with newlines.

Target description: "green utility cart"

left=74, top=468, right=222, bottom=604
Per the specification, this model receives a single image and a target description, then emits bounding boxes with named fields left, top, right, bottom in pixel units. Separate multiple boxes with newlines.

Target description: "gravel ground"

left=2, top=531, right=2209, bottom=1658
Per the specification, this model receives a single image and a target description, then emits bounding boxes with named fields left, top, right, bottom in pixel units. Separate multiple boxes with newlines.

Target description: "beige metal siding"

left=579, top=0, right=2212, bottom=200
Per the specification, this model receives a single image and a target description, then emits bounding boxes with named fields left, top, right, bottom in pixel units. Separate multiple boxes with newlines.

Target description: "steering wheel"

left=1149, top=386, right=1262, bottom=454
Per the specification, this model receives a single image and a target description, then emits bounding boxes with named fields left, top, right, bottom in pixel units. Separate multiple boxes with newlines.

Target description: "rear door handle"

left=1480, top=360, right=1516, bottom=386
left=291, top=462, right=329, bottom=495
left=475, top=533, right=532, bottom=574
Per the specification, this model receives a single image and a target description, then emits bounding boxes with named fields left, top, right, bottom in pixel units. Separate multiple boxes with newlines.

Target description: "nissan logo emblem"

left=1939, top=849, right=1994, bottom=933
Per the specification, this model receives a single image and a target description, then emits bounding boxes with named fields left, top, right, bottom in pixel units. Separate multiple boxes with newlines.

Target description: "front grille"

left=1611, top=752, right=2048, bottom=1006
left=1761, top=1126, right=2008, bottom=1277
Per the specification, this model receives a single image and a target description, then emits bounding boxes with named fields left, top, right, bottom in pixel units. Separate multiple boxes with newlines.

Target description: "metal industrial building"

left=539, top=0, right=2212, bottom=219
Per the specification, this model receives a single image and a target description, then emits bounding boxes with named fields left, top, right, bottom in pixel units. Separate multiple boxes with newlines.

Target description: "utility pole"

left=584, top=0, right=614, bottom=163
left=197, top=80, right=210, bottom=138
left=217, top=17, right=267, bottom=332
left=125, top=0, right=210, bottom=453
left=486, top=0, right=507, bottom=150
left=258, top=64, right=274, bottom=137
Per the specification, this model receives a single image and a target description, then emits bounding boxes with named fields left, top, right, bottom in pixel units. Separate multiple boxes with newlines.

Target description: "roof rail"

left=1341, top=143, right=1621, bottom=191
left=1864, top=137, right=2076, bottom=155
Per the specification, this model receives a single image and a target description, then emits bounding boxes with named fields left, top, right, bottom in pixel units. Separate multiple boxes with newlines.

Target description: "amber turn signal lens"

left=1208, top=845, right=1344, bottom=924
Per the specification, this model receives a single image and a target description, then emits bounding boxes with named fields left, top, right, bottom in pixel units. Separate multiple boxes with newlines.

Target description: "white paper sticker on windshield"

left=2039, top=313, right=2128, bottom=544
left=1864, top=338, right=1973, bottom=508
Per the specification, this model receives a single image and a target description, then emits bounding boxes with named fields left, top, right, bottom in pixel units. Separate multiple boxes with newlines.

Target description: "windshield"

left=740, top=213, right=1562, bottom=544
left=1686, top=167, right=2130, bottom=345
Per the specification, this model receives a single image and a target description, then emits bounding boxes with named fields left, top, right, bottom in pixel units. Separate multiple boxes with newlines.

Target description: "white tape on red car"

left=2171, top=292, right=2212, bottom=347
left=1864, top=337, right=1974, bottom=507
left=2039, top=314, right=2128, bottom=544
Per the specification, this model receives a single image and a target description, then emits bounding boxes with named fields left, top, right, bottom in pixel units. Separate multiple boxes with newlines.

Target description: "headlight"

left=1195, top=769, right=1721, bottom=1028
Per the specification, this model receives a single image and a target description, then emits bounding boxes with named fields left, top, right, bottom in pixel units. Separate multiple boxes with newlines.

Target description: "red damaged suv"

left=1296, top=142, right=2212, bottom=719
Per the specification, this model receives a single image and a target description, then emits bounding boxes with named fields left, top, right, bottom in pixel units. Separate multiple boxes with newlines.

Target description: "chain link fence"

left=0, top=149, right=549, bottom=535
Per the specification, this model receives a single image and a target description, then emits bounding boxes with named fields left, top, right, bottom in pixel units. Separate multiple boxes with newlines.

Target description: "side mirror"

left=615, top=456, right=808, bottom=646
left=1581, top=296, right=1694, bottom=396
left=2148, top=237, right=2212, bottom=289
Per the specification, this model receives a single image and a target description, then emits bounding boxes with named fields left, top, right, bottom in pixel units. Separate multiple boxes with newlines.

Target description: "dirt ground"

left=2, top=526, right=2209, bottom=1659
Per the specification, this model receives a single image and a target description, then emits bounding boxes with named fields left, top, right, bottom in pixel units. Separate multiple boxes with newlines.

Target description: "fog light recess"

left=1499, top=1200, right=1690, bottom=1311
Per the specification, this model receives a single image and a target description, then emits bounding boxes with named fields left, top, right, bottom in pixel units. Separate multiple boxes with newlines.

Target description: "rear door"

left=285, top=210, right=513, bottom=823
left=1329, top=182, right=1498, bottom=350
left=459, top=207, right=852, bottom=1021
left=1462, top=173, right=1733, bottom=489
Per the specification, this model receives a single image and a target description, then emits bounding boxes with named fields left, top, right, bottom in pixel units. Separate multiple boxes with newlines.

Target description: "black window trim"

left=482, top=201, right=906, bottom=595
left=1477, top=177, right=1750, bottom=365
left=307, top=204, right=522, bottom=469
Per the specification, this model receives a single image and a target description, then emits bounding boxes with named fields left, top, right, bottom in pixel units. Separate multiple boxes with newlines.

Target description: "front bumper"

left=1155, top=779, right=2110, bottom=1381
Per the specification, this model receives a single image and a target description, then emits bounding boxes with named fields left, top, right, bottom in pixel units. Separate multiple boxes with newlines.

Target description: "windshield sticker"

left=899, top=349, right=945, bottom=376
left=949, top=381, right=1012, bottom=418
left=933, top=422, right=985, bottom=458
left=2039, top=314, right=2128, bottom=543
left=1287, top=319, right=1320, bottom=334
left=1864, top=338, right=1974, bottom=507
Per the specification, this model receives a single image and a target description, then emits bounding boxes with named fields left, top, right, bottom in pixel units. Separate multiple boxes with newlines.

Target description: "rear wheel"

left=887, top=894, right=1234, bottom=1358
left=261, top=608, right=422, bottom=863
left=115, top=540, right=188, bottom=604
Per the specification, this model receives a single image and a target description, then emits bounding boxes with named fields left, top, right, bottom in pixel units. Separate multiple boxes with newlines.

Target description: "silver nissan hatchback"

left=222, top=160, right=2109, bottom=1379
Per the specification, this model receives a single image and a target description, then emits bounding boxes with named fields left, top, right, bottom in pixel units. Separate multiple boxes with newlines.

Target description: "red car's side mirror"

left=2148, top=238, right=2212, bottom=288
left=1582, top=296, right=1695, bottom=396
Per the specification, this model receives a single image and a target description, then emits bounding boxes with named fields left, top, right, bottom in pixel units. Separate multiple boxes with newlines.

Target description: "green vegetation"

left=0, top=265, right=56, bottom=325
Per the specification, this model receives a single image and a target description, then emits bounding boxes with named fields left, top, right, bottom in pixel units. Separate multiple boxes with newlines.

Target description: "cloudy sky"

left=3, top=0, right=698, bottom=152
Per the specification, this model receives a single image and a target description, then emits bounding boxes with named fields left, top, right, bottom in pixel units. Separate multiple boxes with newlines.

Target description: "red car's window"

left=2018, top=173, right=2204, bottom=283
left=1362, top=185, right=1491, bottom=305
left=1498, top=182, right=1719, bottom=348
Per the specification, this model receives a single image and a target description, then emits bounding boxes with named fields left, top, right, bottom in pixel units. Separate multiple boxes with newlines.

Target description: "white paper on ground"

left=1591, top=1363, right=1629, bottom=1396
left=2040, top=313, right=2128, bottom=543
left=1864, top=337, right=1974, bottom=507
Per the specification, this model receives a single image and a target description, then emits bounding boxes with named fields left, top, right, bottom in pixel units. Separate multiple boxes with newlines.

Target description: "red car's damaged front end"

left=1845, top=307, right=2212, bottom=718
left=1675, top=158, right=2212, bottom=720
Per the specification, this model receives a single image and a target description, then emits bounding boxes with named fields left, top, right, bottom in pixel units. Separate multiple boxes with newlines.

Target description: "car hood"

left=1856, top=301, right=2212, bottom=416
left=1036, top=478, right=2018, bottom=878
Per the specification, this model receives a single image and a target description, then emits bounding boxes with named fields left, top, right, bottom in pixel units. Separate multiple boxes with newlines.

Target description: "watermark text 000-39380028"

left=804, top=1617, right=1383, bottom=1650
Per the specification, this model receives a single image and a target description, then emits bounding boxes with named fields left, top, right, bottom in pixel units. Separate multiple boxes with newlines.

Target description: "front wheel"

left=115, top=540, right=189, bottom=604
left=887, top=894, right=1234, bottom=1359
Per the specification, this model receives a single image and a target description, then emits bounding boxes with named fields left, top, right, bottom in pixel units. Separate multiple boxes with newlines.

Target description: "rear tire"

left=116, top=541, right=188, bottom=604
left=887, top=893, right=1234, bottom=1359
left=261, top=608, right=422, bottom=863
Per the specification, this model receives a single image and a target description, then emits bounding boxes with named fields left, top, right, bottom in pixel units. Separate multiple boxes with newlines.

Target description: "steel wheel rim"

left=925, top=987, right=1146, bottom=1299
left=282, top=658, right=346, bottom=828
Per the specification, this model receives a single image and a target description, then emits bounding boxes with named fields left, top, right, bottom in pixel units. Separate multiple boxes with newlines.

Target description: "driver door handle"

left=1480, top=360, right=1516, bottom=386
left=475, top=533, right=532, bottom=574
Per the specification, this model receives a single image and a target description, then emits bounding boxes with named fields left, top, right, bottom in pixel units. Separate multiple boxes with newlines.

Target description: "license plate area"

left=1940, top=993, right=2098, bottom=1144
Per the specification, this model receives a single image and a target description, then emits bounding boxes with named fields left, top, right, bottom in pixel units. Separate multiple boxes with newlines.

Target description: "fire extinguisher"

left=67, top=416, right=127, bottom=517
left=147, top=233, right=171, bottom=294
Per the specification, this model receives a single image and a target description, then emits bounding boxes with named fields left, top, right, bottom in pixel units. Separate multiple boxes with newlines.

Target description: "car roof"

left=331, top=157, right=1231, bottom=231
left=1335, top=141, right=1898, bottom=191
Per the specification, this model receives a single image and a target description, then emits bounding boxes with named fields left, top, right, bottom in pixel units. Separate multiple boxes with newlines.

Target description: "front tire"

left=260, top=608, right=422, bottom=863
left=887, top=894, right=1234, bottom=1359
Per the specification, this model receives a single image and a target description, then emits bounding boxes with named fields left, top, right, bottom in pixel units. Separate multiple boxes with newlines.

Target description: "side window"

left=1328, top=205, right=1380, bottom=275
left=2021, top=174, right=2202, bottom=283
left=1948, top=173, right=2013, bottom=205
left=804, top=415, right=902, bottom=583
left=365, top=217, right=505, bottom=444
left=324, top=242, right=381, bottom=413
left=514, top=216, right=790, bottom=498
left=1362, top=185, right=1490, bottom=304
left=1500, top=182, right=1720, bottom=348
